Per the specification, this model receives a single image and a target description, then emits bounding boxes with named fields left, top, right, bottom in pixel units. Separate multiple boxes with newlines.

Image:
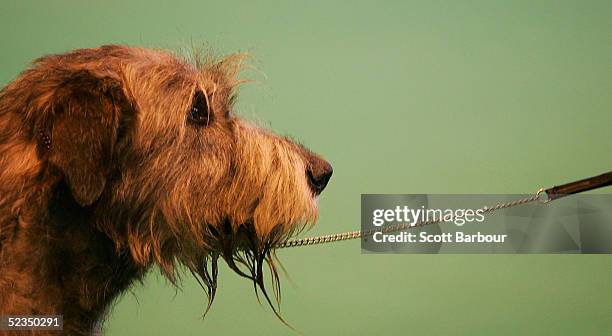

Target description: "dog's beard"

left=179, top=218, right=309, bottom=325
left=181, top=171, right=318, bottom=323
left=167, top=209, right=316, bottom=327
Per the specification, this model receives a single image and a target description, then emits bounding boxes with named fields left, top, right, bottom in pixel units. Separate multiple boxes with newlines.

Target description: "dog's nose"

left=306, top=159, right=333, bottom=195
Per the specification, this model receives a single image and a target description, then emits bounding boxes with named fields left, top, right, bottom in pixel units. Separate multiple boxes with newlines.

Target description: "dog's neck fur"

left=0, top=177, right=146, bottom=335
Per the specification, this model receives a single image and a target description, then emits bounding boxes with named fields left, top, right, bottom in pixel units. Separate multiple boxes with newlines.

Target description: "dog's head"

left=7, top=45, right=332, bottom=313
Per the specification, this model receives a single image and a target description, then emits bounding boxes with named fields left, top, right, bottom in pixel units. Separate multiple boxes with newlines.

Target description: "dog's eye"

left=188, top=91, right=210, bottom=126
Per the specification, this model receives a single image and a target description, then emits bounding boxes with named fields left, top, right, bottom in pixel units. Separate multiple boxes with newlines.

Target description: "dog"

left=0, top=45, right=332, bottom=335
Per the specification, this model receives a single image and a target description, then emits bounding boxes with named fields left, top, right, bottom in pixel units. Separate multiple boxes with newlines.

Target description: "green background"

left=1, top=1, right=610, bottom=335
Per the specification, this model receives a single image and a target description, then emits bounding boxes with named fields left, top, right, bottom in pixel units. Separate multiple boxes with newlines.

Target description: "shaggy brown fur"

left=0, top=45, right=332, bottom=335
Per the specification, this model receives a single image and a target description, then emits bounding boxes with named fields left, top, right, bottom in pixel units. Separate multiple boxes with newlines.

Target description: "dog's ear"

left=47, top=70, right=131, bottom=206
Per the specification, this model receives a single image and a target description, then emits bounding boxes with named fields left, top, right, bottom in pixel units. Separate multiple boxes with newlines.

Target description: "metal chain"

left=275, top=191, right=544, bottom=249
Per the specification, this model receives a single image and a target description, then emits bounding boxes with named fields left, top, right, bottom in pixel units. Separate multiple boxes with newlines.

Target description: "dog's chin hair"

left=165, top=218, right=312, bottom=325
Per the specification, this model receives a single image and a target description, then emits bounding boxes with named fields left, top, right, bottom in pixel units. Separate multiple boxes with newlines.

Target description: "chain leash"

left=275, top=170, right=612, bottom=249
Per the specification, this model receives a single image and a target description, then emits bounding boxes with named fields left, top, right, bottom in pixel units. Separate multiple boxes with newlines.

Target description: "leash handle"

left=544, top=170, right=612, bottom=201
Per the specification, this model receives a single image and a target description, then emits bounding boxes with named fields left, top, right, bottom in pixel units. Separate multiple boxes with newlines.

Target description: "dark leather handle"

left=545, top=171, right=612, bottom=201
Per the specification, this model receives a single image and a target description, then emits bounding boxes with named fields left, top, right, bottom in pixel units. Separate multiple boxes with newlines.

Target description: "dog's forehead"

left=123, top=48, right=242, bottom=107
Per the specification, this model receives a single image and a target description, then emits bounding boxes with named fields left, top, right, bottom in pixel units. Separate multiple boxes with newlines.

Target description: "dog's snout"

left=306, top=158, right=333, bottom=195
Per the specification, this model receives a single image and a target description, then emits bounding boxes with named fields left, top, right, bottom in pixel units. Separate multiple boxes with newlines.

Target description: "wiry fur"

left=0, top=45, right=332, bottom=335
